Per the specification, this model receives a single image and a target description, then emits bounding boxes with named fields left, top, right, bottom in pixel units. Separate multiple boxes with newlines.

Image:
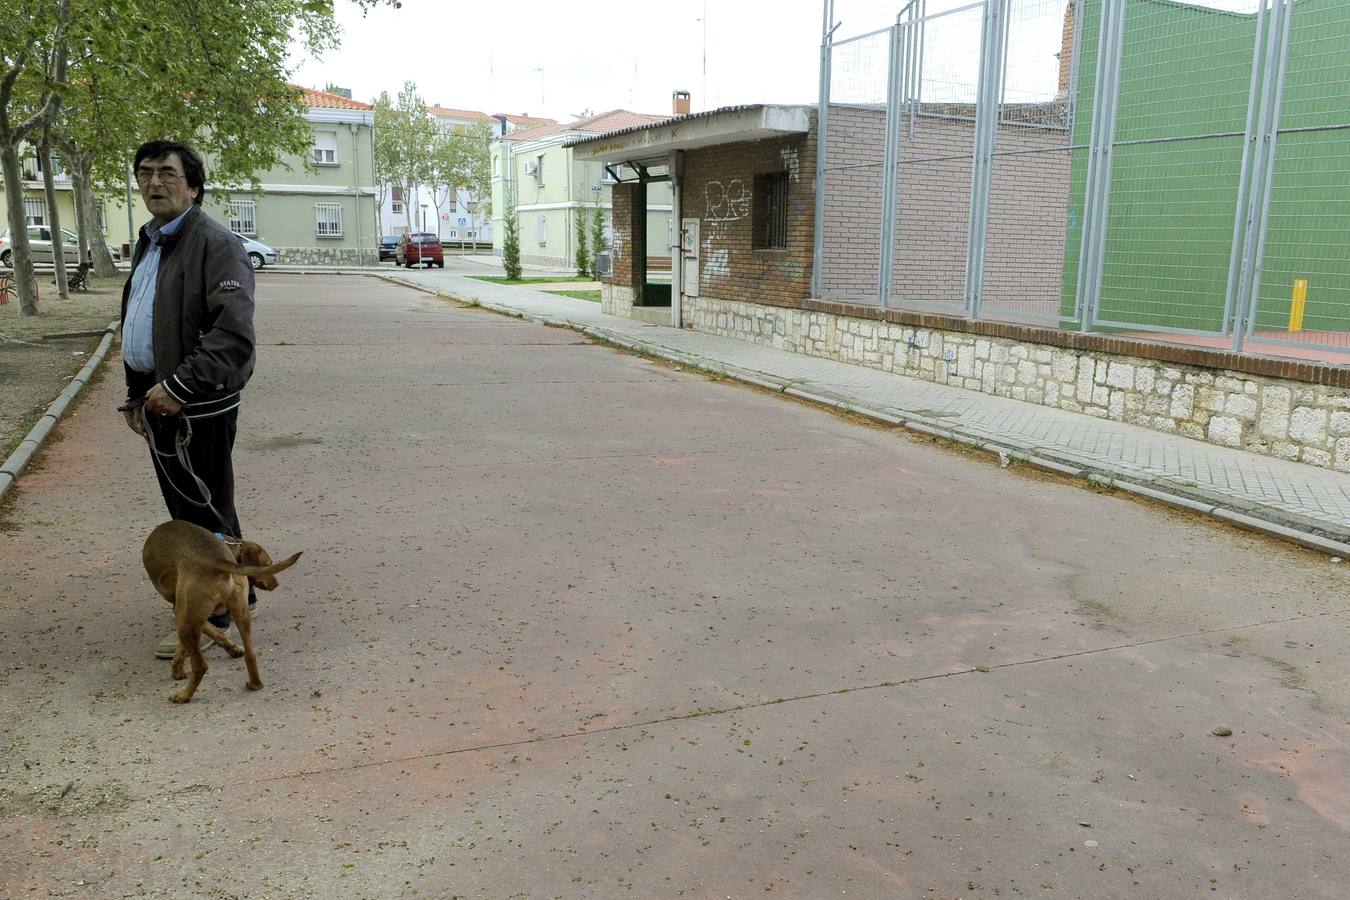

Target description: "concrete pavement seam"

left=0, top=319, right=118, bottom=502
left=232, top=609, right=1348, bottom=793
left=378, top=276, right=1350, bottom=557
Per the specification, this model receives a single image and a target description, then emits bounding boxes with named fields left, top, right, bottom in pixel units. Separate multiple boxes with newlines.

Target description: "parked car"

left=232, top=232, right=277, bottom=270
left=0, top=226, right=121, bottom=267
left=378, top=234, right=400, bottom=262
left=396, top=232, right=444, bottom=268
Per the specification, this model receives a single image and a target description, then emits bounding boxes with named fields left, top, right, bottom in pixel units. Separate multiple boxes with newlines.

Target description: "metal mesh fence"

left=1250, top=0, right=1350, bottom=350
left=811, top=0, right=1350, bottom=360
left=981, top=0, right=1081, bottom=323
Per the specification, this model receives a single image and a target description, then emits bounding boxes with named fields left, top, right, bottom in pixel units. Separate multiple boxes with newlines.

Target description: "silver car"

left=0, top=226, right=121, bottom=267
left=233, top=232, right=278, bottom=270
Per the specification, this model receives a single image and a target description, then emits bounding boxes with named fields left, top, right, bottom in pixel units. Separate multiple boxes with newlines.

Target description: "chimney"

left=672, top=90, right=691, bottom=116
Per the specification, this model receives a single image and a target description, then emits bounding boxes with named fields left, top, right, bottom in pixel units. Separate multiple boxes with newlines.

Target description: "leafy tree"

left=3, top=0, right=400, bottom=310
left=374, top=81, right=436, bottom=232
left=448, top=120, right=493, bottom=238
left=590, top=203, right=609, bottom=277
left=573, top=204, right=590, bottom=277
left=501, top=179, right=521, bottom=279
left=0, top=0, right=71, bottom=315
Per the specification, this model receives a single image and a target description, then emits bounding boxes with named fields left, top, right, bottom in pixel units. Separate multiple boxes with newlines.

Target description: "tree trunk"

left=1, top=142, right=40, bottom=315
left=75, top=155, right=118, bottom=276
left=39, top=136, right=69, bottom=299
left=68, top=155, right=90, bottom=266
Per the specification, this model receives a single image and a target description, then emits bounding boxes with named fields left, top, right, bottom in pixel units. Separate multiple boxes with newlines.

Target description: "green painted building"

left=491, top=109, right=674, bottom=270
left=208, top=86, right=379, bottom=266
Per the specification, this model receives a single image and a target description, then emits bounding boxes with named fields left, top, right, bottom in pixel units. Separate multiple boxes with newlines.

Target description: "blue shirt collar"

left=145, top=206, right=193, bottom=246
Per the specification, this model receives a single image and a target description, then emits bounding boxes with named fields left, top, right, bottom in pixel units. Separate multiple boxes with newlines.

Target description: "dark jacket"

left=121, top=205, right=256, bottom=417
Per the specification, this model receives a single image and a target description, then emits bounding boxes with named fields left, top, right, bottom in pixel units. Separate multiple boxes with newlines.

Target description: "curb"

left=384, top=275, right=1350, bottom=558
left=0, top=319, right=119, bottom=502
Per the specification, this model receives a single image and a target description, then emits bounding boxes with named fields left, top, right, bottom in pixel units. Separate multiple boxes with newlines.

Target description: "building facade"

left=208, top=87, right=380, bottom=266
left=491, top=109, right=674, bottom=271
left=378, top=108, right=554, bottom=246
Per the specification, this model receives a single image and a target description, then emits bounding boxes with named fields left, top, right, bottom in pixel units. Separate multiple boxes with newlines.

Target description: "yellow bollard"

left=1289, top=278, right=1307, bottom=333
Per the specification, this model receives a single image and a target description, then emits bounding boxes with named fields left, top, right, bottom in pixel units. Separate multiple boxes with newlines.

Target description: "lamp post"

left=420, top=204, right=428, bottom=233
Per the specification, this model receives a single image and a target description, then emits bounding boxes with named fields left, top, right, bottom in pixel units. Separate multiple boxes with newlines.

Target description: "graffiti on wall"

left=705, top=179, right=751, bottom=222
left=705, top=248, right=731, bottom=277
left=780, top=146, right=800, bottom=182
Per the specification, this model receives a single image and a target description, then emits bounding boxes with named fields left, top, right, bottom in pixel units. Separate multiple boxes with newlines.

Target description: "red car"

left=396, top=232, right=444, bottom=268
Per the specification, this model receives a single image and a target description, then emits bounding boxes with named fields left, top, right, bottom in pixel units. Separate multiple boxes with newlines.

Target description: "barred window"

left=753, top=172, right=789, bottom=250
left=226, top=200, right=256, bottom=236
left=315, top=202, right=344, bottom=237
left=23, top=197, right=45, bottom=226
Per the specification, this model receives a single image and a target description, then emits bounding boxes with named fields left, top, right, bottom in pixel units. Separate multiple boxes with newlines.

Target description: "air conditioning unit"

left=524, top=160, right=539, bottom=176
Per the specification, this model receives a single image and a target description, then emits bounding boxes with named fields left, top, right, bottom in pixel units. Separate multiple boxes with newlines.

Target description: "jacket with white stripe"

left=120, top=204, right=256, bottom=417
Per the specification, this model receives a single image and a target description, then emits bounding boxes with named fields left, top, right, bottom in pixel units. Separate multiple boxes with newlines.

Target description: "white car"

left=0, top=226, right=121, bottom=267
left=233, top=232, right=278, bottom=270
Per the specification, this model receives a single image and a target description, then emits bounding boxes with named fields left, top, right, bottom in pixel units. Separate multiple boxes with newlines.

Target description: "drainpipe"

left=670, top=150, right=683, bottom=329
left=350, top=122, right=362, bottom=266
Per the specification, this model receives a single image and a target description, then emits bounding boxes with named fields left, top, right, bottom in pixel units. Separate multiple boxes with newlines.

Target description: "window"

left=449, top=230, right=457, bottom=238
left=537, top=215, right=547, bottom=246
left=315, top=202, right=344, bottom=237
left=226, top=200, right=256, bottom=236
left=23, top=197, right=45, bottom=226
left=312, top=131, right=338, bottom=165
left=391, top=186, right=404, bottom=215
left=601, top=163, right=619, bottom=185
left=448, top=196, right=457, bottom=212
left=97, top=200, right=108, bottom=234
left=535, top=154, right=545, bottom=183
left=752, top=171, right=789, bottom=250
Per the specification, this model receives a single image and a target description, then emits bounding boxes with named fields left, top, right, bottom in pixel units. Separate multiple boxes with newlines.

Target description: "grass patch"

left=0, top=275, right=122, bottom=342
left=468, top=275, right=595, bottom=285
left=551, top=290, right=601, bottom=303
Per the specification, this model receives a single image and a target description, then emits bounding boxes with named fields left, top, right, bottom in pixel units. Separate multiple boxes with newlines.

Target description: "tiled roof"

left=427, top=105, right=493, bottom=121
left=504, top=109, right=667, bottom=143
left=496, top=113, right=556, bottom=126
left=294, top=85, right=373, bottom=111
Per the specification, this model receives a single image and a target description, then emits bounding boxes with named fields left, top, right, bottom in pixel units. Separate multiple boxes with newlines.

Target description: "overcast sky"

left=289, top=0, right=839, bottom=121
left=288, top=0, right=1254, bottom=122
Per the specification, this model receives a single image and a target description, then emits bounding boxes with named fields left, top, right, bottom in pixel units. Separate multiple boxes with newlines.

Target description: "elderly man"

left=120, top=140, right=259, bottom=659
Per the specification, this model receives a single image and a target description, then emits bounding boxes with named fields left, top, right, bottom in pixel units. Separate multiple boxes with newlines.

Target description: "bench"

left=54, top=261, right=92, bottom=293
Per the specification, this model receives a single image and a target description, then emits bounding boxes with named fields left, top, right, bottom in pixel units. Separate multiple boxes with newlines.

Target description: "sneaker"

left=154, top=631, right=210, bottom=660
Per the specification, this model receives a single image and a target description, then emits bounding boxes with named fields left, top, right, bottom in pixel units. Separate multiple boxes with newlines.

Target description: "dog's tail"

left=232, top=551, right=303, bottom=578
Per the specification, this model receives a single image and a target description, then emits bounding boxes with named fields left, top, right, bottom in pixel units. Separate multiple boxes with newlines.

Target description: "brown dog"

left=142, top=520, right=301, bottom=703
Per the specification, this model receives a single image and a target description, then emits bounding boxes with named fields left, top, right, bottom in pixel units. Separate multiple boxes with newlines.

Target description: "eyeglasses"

left=135, top=167, right=184, bottom=184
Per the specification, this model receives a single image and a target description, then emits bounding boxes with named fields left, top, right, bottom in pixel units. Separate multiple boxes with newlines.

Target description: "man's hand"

left=144, top=382, right=183, bottom=416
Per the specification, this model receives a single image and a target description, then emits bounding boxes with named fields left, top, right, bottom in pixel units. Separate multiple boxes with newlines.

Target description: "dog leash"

left=119, top=396, right=238, bottom=539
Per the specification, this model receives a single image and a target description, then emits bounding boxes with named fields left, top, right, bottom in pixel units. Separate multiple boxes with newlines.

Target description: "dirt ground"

left=0, top=275, right=123, bottom=460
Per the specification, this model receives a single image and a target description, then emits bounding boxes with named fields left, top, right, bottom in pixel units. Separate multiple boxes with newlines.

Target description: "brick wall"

left=820, top=105, right=1070, bottom=310
left=680, top=124, right=817, bottom=306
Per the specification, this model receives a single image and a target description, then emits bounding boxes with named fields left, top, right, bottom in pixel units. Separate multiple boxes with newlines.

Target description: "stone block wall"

left=682, top=294, right=1350, bottom=472
left=276, top=247, right=378, bottom=267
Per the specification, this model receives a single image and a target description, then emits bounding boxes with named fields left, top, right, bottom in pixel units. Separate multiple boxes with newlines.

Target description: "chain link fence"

left=812, top=0, right=1350, bottom=357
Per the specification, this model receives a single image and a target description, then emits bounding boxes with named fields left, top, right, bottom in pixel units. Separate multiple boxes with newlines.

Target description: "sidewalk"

left=385, top=268, right=1350, bottom=555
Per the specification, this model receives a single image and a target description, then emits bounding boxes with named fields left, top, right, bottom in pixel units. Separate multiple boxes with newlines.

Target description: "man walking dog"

left=119, top=139, right=259, bottom=659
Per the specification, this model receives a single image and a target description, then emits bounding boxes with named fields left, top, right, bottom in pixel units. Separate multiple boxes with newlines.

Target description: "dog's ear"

left=237, top=541, right=272, bottom=568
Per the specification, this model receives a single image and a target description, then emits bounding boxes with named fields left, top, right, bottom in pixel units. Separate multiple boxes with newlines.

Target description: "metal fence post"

left=1223, top=0, right=1273, bottom=345
left=1076, top=0, right=1126, bottom=333
left=966, top=0, right=1009, bottom=319
left=1235, top=0, right=1294, bottom=351
left=877, top=16, right=905, bottom=308
left=811, top=0, right=835, bottom=300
